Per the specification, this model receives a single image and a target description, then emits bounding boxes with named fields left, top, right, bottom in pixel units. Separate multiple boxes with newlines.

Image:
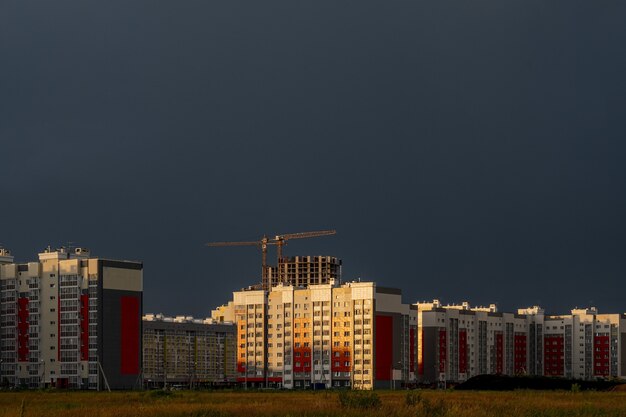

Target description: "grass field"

left=1, top=389, right=626, bottom=417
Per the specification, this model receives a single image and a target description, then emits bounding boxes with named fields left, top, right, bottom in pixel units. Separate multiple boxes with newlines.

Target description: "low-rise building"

left=142, top=314, right=236, bottom=388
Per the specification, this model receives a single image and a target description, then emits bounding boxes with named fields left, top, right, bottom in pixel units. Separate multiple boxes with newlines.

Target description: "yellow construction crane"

left=205, top=229, right=336, bottom=290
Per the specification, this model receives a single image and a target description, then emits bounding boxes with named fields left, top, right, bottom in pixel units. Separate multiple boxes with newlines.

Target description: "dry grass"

left=1, top=389, right=625, bottom=417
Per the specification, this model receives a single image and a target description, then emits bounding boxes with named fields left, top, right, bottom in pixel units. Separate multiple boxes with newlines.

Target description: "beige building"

left=0, top=247, right=142, bottom=389
left=214, top=280, right=417, bottom=390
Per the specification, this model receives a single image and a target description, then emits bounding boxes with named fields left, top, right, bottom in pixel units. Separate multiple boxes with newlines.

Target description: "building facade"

left=142, top=314, right=236, bottom=388
left=524, top=307, right=626, bottom=380
left=416, top=300, right=527, bottom=385
left=416, top=300, right=626, bottom=384
left=0, top=247, right=142, bottom=389
left=217, top=281, right=417, bottom=390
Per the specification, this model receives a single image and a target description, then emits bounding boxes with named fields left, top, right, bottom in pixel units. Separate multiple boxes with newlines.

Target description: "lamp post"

left=389, top=361, right=402, bottom=390
left=40, top=359, right=46, bottom=389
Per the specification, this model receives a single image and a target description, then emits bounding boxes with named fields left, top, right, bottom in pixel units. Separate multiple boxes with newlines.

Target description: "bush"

left=406, top=391, right=423, bottom=407
left=148, top=389, right=175, bottom=398
left=416, top=398, right=449, bottom=417
left=338, top=390, right=382, bottom=409
left=571, top=383, right=581, bottom=393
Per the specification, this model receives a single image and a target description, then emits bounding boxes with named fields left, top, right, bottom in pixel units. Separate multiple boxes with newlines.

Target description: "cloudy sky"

left=2, top=0, right=625, bottom=316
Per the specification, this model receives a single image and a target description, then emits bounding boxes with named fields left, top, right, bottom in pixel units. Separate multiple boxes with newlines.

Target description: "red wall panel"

left=331, top=348, right=351, bottom=373
left=120, top=296, right=140, bottom=375
left=543, top=335, right=564, bottom=376
left=80, top=294, right=89, bottom=361
left=439, top=329, right=447, bottom=373
left=593, top=335, right=610, bottom=376
left=459, top=330, right=467, bottom=374
left=17, top=297, right=29, bottom=362
left=375, top=315, right=393, bottom=380
left=495, top=333, right=503, bottom=374
left=514, top=334, right=527, bottom=374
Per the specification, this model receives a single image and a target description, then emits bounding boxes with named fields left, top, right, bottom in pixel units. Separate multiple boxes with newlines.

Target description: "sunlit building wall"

left=224, top=281, right=417, bottom=390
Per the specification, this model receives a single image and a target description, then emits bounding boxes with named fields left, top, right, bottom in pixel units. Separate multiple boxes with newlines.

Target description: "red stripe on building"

left=293, top=347, right=312, bottom=372
left=17, top=297, right=29, bottom=362
left=495, top=332, right=503, bottom=374
left=593, top=334, right=610, bottom=376
left=331, top=348, right=351, bottom=373
left=375, top=315, right=393, bottom=380
left=439, top=328, right=446, bottom=373
left=514, top=333, right=527, bottom=374
left=543, top=335, right=564, bottom=376
left=80, top=294, right=89, bottom=361
left=120, top=296, right=140, bottom=375
left=459, top=329, right=467, bottom=374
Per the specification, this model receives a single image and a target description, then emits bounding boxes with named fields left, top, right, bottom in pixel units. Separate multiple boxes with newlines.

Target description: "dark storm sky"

left=2, top=1, right=625, bottom=317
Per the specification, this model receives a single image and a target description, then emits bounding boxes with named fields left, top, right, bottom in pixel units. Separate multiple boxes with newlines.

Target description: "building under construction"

left=268, top=256, right=342, bottom=288
left=206, top=230, right=338, bottom=290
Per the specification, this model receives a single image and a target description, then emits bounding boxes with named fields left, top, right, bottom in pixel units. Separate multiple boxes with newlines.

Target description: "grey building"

left=142, top=314, right=236, bottom=388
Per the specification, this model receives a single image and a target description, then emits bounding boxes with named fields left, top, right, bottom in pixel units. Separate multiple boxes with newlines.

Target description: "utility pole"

left=96, top=355, right=111, bottom=392
left=40, top=359, right=46, bottom=389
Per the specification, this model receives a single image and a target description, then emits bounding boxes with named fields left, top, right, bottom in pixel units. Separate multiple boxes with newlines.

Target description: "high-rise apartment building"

left=416, top=300, right=626, bottom=384
left=522, top=307, right=626, bottom=380
left=0, top=247, right=142, bottom=389
left=416, top=300, right=527, bottom=385
left=142, top=314, right=236, bottom=388
left=216, top=281, right=416, bottom=390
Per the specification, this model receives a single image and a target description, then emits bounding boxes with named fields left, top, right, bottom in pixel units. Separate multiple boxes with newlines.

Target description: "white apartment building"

left=0, top=247, right=142, bottom=389
left=416, top=300, right=527, bottom=384
left=524, top=307, right=625, bottom=380
left=417, top=300, right=626, bottom=384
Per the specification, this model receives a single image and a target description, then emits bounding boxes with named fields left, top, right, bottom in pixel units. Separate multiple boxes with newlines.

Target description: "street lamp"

left=390, top=361, right=401, bottom=390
